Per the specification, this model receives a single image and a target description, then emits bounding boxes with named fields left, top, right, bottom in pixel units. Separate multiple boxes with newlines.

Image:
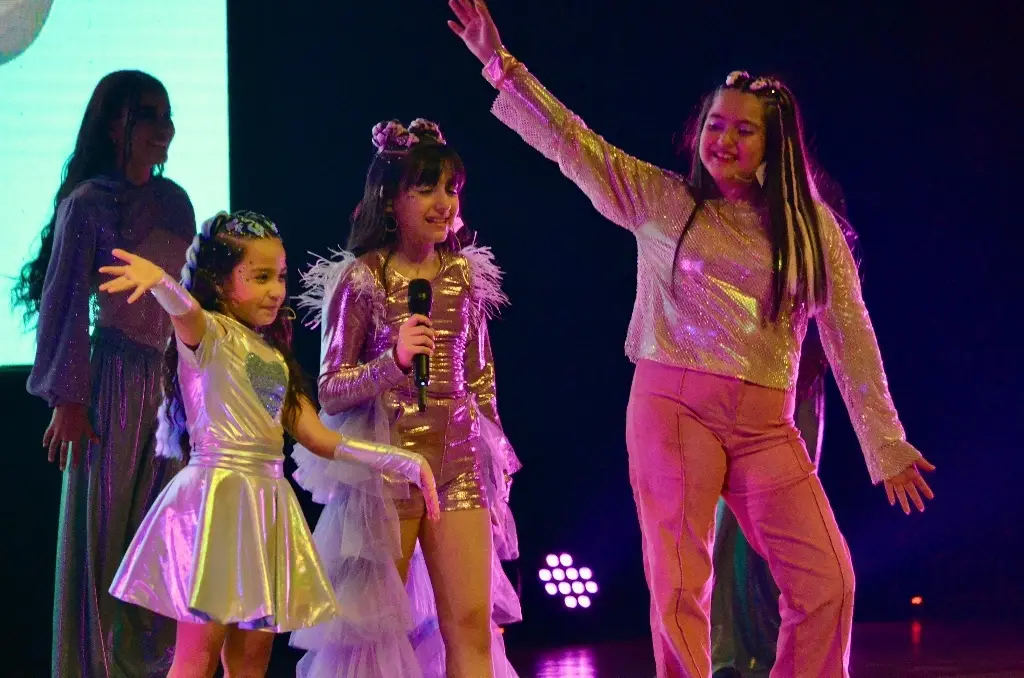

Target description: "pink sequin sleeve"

left=483, top=48, right=686, bottom=232
left=816, top=205, right=923, bottom=483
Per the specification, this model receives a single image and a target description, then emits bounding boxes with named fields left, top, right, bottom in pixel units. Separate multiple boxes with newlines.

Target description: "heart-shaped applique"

left=245, top=353, right=287, bottom=418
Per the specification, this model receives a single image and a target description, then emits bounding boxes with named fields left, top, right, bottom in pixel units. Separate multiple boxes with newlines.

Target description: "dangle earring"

left=385, top=214, right=398, bottom=234
left=756, top=163, right=766, bottom=186
left=280, top=306, right=297, bottom=320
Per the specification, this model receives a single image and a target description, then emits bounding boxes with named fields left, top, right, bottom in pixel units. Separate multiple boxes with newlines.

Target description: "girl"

left=99, top=210, right=439, bottom=678
left=710, top=182, right=858, bottom=678
left=448, top=2, right=935, bottom=676
left=14, top=70, right=194, bottom=678
left=289, top=119, right=521, bottom=678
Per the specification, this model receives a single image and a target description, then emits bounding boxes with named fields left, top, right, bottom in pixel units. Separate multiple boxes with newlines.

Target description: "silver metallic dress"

left=109, top=311, right=338, bottom=632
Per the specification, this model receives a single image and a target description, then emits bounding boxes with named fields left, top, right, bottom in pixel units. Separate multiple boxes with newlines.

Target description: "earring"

left=385, top=216, right=398, bottom=234
left=280, top=306, right=297, bottom=320
left=756, top=163, right=766, bottom=186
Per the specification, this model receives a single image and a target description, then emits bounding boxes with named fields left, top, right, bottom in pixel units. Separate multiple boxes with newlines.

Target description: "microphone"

left=407, top=278, right=432, bottom=412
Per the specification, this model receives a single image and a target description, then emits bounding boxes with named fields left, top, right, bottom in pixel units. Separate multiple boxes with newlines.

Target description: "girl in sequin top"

left=450, top=3, right=935, bottom=677
left=290, top=119, right=521, bottom=678
left=14, top=71, right=194, bottom=678
left=100, top=211, right=438, bottom=678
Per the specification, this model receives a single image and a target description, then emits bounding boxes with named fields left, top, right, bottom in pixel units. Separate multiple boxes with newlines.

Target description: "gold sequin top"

left=482, top=49, right=921, bottom=483
left=316, top=247, right=505, bottom=429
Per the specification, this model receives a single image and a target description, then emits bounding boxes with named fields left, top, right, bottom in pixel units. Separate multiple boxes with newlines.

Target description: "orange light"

left=911, top=596, right=923, bottom=606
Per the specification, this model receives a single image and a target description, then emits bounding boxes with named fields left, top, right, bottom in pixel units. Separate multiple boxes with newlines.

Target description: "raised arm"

left=448, top=0, right=681, bottom=231
left=815, top=206, right=934, bottom=509
left=289, top=396, right=440, bottom=519
left=98, top=249, right=205, bottom=346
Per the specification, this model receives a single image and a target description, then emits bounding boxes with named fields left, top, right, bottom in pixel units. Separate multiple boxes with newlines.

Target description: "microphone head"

left=408, top=278, right=432, bottom=316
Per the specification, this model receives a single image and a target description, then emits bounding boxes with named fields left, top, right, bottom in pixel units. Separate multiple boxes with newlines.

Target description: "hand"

left=884, top=456, right=936, bottom=514
left=42, top=404, right=99, bottom=471
left=448, top=0, right=504, bottom=66
left=396, top=314, right=435, bottom=371
left=419, top=464, right=442, bottom=522
left=98, top=249, right=167, bottom=303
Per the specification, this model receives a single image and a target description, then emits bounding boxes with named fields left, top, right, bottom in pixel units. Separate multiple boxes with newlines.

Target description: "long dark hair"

left=157, top=211, right=310, bottom=460
left=348, top=119, right=472, bottom=281
left=12, top=70, right=169, bottom=325
left=675, top=72, right=829, bottom=321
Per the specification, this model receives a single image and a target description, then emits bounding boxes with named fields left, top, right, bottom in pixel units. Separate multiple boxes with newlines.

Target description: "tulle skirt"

left=290, top=397, right=521, bottom=677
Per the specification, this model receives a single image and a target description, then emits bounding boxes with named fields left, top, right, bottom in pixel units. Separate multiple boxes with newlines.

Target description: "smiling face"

left=698, top=88, right=767, bottom=190
left=109, top=89, right=175, bottom=172
left=221, top=237, right=288, bottom=329
left=391, top=165, right=461, bottom=246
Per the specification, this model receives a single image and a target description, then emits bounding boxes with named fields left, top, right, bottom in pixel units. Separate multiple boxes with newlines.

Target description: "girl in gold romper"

left=291, top=119, right=521, bottom=678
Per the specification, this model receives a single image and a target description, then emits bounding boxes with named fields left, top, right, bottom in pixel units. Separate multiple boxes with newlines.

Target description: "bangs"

left=401, top=143, right=466, bottom=192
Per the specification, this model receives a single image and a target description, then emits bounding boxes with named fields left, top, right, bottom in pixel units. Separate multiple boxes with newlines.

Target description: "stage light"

left=911, top=596, right=923, bottom=606
left=539, top=552, right=599, bottom=610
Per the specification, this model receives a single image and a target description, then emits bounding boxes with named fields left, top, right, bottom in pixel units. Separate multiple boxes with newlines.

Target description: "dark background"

left=6, top=0, right=1022, bottom=672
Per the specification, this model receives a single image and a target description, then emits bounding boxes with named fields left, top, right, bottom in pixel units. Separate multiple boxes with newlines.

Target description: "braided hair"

left=155, top=210, right=309, bottom=459
left=676, top=71, right=831, bottom=321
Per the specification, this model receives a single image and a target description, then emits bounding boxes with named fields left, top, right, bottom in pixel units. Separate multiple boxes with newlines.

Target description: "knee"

left=171, top=650, right=220, bottom=678
left=814, top=553, right=856, bottom=611
left=446, top=605, right=493, bottom=654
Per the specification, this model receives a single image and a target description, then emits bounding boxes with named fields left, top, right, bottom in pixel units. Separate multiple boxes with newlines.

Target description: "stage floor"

left=257, top=620, right=1024, bottom=677
left=503, top=621, right=1024, bottom=677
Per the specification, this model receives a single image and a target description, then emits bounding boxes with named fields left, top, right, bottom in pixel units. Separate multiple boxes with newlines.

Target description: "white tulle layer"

left=289, top=398, right=521, bottom=678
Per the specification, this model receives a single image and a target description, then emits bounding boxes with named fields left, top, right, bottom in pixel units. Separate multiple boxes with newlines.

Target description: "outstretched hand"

left=447, top=0, right=504, bottom=66
left=884, top=456, right=936, bottom=514
left=98, top=249, right=167, bottom=303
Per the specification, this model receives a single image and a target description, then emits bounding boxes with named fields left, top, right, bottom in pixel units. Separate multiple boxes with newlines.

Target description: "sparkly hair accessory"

left=725, top=70, right=783, bottom=96
left=371, top=118, right=446, bottom=154
left=220, top=210, right=280, bottom=238
left=725, top=70, right=751, bottom=86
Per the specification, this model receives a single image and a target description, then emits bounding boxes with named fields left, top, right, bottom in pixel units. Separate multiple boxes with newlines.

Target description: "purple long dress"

left=27, top=174, right=194, bottom=678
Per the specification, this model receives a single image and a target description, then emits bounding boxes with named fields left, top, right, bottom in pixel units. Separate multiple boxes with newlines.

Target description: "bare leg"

left=221, top=627, right=274, bottom=678
left=397, top=516, right=424, bottom=582
left=420, top=508, right=494, bottom=678
left=168, top=621, right=227, bottom=678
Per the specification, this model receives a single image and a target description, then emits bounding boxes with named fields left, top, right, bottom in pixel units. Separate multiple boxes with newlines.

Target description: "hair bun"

left=371, top=118, right=445, bottom=154
left=408, top=118, right=445, bottom=144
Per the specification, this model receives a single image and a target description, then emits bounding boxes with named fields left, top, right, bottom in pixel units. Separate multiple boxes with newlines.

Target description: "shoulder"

left=62, top=177, right=118, bottom=211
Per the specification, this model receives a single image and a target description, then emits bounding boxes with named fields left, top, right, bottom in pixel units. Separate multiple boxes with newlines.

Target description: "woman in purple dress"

left=13, top=71, right=195, bottom=678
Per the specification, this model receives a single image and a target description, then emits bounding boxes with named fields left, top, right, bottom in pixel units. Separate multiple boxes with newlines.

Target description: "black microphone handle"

left=414, top=353, right=429, bottom=412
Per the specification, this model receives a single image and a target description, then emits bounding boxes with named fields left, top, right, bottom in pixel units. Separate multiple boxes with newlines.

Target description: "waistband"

left=188, top=442, right=284, bottom=479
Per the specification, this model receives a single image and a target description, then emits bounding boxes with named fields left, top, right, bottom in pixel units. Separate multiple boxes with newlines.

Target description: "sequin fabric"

left=483, top=50, right=921, bottom=482
left=318, top=249, right=504, bottom=515
left=26, top=174, right=194, bottom=678
left=109, top=311, right=338, bottom=631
